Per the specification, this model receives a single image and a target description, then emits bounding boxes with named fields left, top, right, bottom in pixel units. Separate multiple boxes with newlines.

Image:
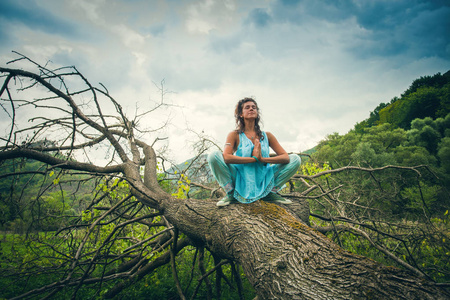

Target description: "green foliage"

left=354, top=102, right=390, bottom=133
left=401, top=181, right=440, bottom=213
left=0, top=233, right=255, bottom=299
left=401, top=71, right=450, bottom=98
left=393, top=145, right=436, bottom=166
left=314, top=114, right=450, bottom=216
left=313, top=131, right=361, bottom=167
left=363, top=71, right=450, bottom=130
left=438, top=137, right=450, bottom=173
left=351, top=142, right=396, bottom=167
left=0, top=157, right=97, bottom=232
left=0, top=168, right=255, bottom=299
left=408, top=118, right=442, bottom=154
left=301, top=162, right=331, bottom=177
left=323, top=212, right=450, bottom=283
left=171, top=172, right=191, bottom=199
left=309, top=72, right=450, bottom=284
left=120, top=248, right=255, bottom=300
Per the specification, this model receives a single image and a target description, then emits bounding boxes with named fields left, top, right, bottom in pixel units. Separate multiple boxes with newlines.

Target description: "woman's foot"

left=216, top=195, right=237, bottom=207
left=263, top=192, right=293, bottom=204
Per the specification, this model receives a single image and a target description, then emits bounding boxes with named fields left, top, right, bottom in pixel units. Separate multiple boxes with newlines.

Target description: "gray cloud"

left=253, top=0, right=450, bottom=59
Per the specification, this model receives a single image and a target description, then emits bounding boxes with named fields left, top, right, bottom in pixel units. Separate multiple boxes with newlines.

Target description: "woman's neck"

left=243, top=119, right=256, bottom=132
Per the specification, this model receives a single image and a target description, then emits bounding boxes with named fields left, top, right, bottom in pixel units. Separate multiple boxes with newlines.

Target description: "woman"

left=207, top=97, right=301, bottom=206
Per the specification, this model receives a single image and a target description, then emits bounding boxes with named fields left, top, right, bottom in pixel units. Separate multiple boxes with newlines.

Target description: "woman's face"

left=241, top=101, right=258, bottom=120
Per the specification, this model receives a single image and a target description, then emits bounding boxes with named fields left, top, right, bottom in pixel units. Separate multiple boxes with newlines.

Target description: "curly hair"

left=234, top=97, right=264, bottom=140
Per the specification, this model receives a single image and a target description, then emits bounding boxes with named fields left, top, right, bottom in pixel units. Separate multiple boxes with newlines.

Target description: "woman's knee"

left=207, top=150, right=224, bottom=165
left=289, top=154, right=301, bottom=168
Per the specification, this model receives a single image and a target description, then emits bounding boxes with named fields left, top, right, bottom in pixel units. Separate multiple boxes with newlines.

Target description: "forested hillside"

left=355, top=70, right=450, bottom=131
left=314, top=70, right=450, bottom=208
left=306, top=71, right=450, bottom=285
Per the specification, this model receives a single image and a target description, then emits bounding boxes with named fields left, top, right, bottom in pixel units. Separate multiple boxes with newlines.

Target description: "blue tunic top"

left=233, top=132, right=275, bottom=203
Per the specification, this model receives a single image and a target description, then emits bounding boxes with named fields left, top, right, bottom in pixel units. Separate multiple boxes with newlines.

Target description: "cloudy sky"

left=1, top=0, right=449, bottom=163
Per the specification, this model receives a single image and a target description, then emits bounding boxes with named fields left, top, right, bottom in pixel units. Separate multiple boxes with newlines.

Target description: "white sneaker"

left=263, top=193, right=293, bottom=204
left=216, top=195, right=236, bottom=207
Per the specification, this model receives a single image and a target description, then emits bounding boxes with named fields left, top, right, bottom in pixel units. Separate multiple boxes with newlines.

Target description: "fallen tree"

left=0, top=53, right=448, bottom=299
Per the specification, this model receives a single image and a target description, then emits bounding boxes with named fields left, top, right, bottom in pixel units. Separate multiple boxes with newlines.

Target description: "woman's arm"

left=258, top=132, right=290, bottom=164
left=222, top=131, right=257, bottom=164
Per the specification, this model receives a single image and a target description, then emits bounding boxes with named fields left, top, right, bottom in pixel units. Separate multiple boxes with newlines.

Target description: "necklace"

left=245, top=132, right=255, bottom=140
left=244, top=129, right=256, bottom=140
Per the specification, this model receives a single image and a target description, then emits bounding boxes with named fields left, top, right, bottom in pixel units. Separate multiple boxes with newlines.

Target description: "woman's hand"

left=223, top=131, right=260, bottom=164
left=252, top=139, right=262, bottom=162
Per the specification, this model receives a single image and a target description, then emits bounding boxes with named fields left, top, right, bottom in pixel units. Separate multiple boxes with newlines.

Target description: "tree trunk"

left=161, top=197, right=449, bottom=300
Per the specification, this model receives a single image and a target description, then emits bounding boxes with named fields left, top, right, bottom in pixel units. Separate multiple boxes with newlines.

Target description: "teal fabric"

left=233, top=132, right=274, bottom=203
left=207, top=133, right=302, bottom=204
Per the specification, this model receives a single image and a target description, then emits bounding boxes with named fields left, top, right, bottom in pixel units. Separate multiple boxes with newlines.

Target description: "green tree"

left=358, top=71, right=450, bottom=131
left=437, top=137, right=450, bottom=173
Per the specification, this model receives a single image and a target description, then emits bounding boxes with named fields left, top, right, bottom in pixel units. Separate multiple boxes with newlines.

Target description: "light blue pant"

left=207, top=151, right=301, bottom=195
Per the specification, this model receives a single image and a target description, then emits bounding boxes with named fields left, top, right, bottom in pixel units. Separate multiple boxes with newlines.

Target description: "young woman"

left=207, top=97, right=301, bottom=206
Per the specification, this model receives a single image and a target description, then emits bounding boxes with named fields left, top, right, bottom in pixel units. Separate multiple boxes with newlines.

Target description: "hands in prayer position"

left=252, top=139, right=262, bottom=162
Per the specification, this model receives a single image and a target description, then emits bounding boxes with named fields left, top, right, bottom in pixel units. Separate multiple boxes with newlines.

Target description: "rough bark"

left=161, top=197, right=449, bottom=300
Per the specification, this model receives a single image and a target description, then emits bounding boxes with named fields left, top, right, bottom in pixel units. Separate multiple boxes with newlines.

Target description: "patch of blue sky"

left=0, top=0, right=78, bottom=37
left=247, top=8, right=272, bottom=28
